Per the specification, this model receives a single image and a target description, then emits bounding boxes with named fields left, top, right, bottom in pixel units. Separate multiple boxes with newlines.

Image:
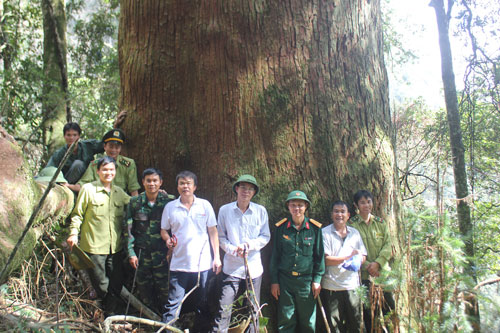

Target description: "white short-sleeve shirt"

left=321, top=224, right=367, bottom=291
left=161, top=195, right=217, bottom=272
left=218, top=201, right=270, bottom=279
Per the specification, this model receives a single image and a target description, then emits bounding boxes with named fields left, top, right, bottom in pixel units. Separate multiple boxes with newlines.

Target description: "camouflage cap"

left=35, top=166, right=68, bottom=183
left=233, top=174, right=259, bottom=195
left=102, top=128, right=125, bottom=144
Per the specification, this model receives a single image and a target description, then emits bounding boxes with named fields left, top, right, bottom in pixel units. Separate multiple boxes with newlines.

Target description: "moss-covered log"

left=0, top=127, right=74, bottom=283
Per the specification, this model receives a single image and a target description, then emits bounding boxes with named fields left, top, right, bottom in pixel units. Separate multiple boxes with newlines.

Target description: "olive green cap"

left=35, top=166, right=68, bottom=183
left=233, top=174, right=259, bottom=196
left=285, top=190, right=311, bottom=205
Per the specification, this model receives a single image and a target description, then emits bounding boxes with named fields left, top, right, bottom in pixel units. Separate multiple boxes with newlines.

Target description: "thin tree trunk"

left=41, top=0, right=70, bottom=157
left=430, top=0, right=479, bottom=330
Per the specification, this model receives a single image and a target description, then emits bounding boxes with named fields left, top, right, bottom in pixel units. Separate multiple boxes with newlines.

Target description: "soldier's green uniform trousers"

left=134, top=249, right=170, bottom=314
left=278, top=272, right=317, bottom=332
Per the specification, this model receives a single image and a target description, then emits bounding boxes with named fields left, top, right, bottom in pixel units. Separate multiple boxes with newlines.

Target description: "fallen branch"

left=0, top=304, right=100, bottom=332
left=103, top=315, right=184, bottom=333
left=120, top=286, right=160, bottom=321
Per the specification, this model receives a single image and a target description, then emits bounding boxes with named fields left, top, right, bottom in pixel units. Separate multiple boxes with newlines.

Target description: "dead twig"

left=104, top=315, right=183, bottom=333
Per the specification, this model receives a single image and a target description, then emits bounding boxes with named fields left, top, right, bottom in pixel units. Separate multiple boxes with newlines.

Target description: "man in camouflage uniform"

left=76, top=128, right=140, bottom=196
left=125, top=168, right=174, bottom=313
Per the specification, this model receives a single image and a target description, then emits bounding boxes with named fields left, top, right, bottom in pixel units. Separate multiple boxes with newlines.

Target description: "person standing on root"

left=125, top=168, right=174, bottom=314
left=160, top=170, right=222, bottom=328
left=349, top=190, right=395, bottom=332
left=270, top=190, right=325, bottom=333
left=211, top=175, right=270, bottom=333
left=66, top=156, right=130, bottom=315
left=321, top=200, right=367, bottom=332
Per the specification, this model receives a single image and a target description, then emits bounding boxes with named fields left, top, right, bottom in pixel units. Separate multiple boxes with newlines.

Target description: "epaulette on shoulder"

left=275, top=218, right=287, bottom=227
left=91, top=159, right=99, bottom=166
left=119, top=157, right=131, bottom=167
left=309, top=218, right=322, bottom=228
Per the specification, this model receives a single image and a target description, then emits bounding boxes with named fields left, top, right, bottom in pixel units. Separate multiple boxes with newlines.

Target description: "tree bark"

left=430, top=0, right=479, bottom=330
left=0, top=126, right=74, bottom=283
left=118, top=0, right=395, bottom=224
left=41, top=0, right=70, bottom=156
left=119, top=0, right=397, bottom=329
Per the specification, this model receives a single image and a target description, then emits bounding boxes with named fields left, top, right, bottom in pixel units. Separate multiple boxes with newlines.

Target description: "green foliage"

left=0, top=1, right=44, bottom=145
left=0, top=0, right=120, bottom=169
left=399, top=209, right=475, bottom=332
left=381, top=0, right=418, bottom=68
left=66, top=0, right=120, bottom=139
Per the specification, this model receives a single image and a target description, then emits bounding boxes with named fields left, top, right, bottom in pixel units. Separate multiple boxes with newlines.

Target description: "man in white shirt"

left=321, top=200, right=367, bottom=332
left=160, top=170, right=222, bottom=327
left=211, top=175, right=270, bottom=333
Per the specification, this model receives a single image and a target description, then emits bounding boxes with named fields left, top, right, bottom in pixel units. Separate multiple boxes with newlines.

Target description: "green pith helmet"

left=285, top=190, right=311, bottom=206
left=35, top=166, right=68, bottom=183
left=232, top=174, right=259, bottom=196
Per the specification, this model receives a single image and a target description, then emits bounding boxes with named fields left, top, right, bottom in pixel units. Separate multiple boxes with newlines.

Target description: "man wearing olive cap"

left=75, top=128, right=140, bottom=196
left=270, top=190, right=325, bottom=332
left=211, top=175, right=270, bottom=333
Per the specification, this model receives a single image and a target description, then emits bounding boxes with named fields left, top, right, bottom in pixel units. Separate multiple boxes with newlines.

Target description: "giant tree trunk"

left=119, top=0, right=395, bottom=222
left=41, top=0, right=69, bottom=156
left=0, top=127, right=74, bottom=283
left=119, top=0, right=396, bottom=329
left=430, top=0, right=479, bottom=329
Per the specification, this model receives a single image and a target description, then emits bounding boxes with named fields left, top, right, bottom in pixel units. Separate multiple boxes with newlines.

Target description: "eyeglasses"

left=238, top=186, right=255, bottom=192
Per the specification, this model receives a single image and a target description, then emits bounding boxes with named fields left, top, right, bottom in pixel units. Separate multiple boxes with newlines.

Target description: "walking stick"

left=125, top=248, right=142, bottom=319
left=243, top=247, right=267, bottom=333
left=317, top=296, right=331, bottom=333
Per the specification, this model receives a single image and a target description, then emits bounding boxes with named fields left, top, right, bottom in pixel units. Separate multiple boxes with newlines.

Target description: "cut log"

left=0, top=126, right=74, bottom=283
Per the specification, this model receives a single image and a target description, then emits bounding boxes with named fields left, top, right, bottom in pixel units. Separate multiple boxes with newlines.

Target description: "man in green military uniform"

left=67, top=156, right=130, bottom=315
left=46, top=122, right=104, bottom=191
left=76, top=128, right=140, bottom=196
left=270, top=190, right=325, bottom=332
left=125, top=168, right=174, bottom=314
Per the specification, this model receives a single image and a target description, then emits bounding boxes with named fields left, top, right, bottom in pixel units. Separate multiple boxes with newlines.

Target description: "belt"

left=280, top=270, right=310, bottom=277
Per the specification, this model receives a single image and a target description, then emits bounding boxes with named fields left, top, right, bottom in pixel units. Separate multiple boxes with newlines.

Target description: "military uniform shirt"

left=349, top=214, right=392, bottom=280
left=270, top=217, right=325, bottom=284
left=78, top=155, right=140, bottom=194
left=47, top=139, right=104, bottom=175
left=126, top=191, right=172, bottom=260
left=70, top=180, right=130, bottom=254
